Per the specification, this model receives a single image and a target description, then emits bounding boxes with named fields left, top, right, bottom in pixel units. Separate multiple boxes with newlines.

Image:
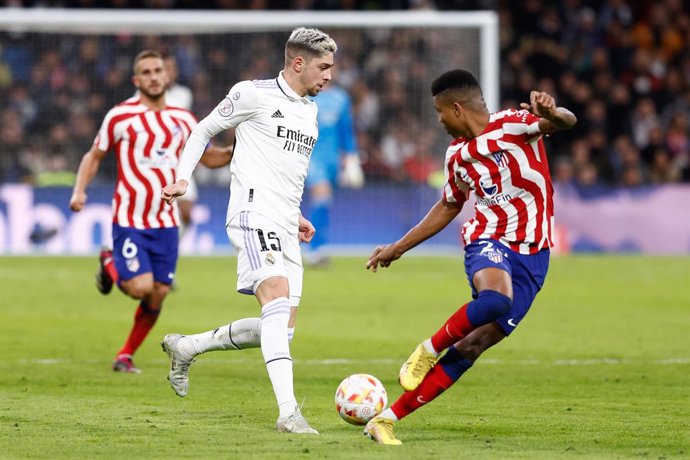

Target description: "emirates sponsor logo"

left=276, top=125, right=316, bottom=158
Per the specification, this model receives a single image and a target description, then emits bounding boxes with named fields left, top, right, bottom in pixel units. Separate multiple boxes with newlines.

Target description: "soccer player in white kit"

left=160, top=27, right=337, bottom=434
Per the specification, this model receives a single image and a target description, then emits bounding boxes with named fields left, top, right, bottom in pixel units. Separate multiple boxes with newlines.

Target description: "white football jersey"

left=178, top=72, right=318, bottom=234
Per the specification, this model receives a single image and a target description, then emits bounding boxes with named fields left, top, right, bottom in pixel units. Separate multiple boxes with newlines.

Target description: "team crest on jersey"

left=126, top=257, right=140, bottom=273
left=265, top=252, right=275, bottom=266
left=218, top=97, right=234, bottom=117
left=492, top=151, right=509, bottom=168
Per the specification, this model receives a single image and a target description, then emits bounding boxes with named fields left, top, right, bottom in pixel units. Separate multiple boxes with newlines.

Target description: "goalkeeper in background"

left=306, top=76, right=363, bottom=267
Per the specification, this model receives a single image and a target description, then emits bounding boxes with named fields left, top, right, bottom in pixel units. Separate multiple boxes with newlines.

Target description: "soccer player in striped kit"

left=364, top=69, right=577, bottom=445
left=69, top=50, right=232, bottom=374
left=160, top=27, right=337, bottom=434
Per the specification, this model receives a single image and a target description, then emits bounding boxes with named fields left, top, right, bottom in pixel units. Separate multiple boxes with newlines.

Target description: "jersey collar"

left=277, top=71, right=311, bottom=104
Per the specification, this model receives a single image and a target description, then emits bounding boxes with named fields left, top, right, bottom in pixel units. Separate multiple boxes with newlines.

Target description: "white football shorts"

left=226, top=211, right=303, bottom=307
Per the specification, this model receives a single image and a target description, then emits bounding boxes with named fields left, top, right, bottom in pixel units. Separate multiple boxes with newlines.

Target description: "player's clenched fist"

left=161, top=179, right=189, bottom=204
left=520, top=91, right=556, bottom=118
left=298, top=215, right=316, bottom=243
left=69, top=191, right=87, bottom=212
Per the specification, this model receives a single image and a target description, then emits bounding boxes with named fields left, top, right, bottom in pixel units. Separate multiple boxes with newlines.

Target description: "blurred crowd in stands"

left=1, top=0, right=689, bottom=193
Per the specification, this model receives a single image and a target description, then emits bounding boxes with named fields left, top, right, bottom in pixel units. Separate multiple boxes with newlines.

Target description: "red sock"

left=117, top=303, right=160, bottom=357
left=104, top=256, right=119, bottom=283
left=430, top=303, right=475, bottom=352
left=390, top=365, right=455, bottom=420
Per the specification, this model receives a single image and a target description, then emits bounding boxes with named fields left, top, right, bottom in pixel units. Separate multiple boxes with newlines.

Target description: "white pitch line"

left=20, top=357, right=690, bottom=366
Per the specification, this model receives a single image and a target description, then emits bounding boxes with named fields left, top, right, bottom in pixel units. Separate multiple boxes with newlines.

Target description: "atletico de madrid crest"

left=492, top=151, right=509, bottom=168
left=126, top=257, right=141, bottom=272
left=486, top=250, right=503, bottom=263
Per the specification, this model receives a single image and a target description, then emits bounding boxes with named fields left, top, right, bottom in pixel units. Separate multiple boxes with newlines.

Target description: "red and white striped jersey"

left=443, top=108, right=554, bottom=254
left=94, top=97, right=197, bottom=229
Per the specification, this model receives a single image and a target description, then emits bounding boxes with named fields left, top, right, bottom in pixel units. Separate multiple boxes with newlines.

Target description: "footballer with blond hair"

left=161, top=27, right=337, bottom=434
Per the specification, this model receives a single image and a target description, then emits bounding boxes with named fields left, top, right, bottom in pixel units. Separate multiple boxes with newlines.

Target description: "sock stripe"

left=227, top=323, right=241, bottom=350
left=265, top=356, right=292, bottom=365
left=261, top=310, right=289, bottom=321
left=262, top=299, right=289, bottom=310
left=261, top=298, right=290, bottom=320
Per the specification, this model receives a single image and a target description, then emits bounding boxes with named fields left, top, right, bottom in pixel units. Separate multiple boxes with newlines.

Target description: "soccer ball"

left=334, top=373, right=387, bottom=425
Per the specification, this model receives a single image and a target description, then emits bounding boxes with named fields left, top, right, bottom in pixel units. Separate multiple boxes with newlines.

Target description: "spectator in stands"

left=2, top=0, right=690, bottom=189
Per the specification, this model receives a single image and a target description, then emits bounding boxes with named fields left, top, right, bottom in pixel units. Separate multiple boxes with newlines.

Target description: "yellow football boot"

left=399, top=343, right=438, bottom=391
left=363, top=416, right=402, bottom=445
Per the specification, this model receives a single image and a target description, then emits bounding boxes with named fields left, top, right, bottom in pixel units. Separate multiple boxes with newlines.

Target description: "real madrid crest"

left=265, top=252, right=275, bottom=266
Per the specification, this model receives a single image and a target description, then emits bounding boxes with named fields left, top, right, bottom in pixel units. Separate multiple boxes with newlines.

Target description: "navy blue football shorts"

left=464, top=238, right=550, bottom=336
left=112, top=224, right=179, bottom=285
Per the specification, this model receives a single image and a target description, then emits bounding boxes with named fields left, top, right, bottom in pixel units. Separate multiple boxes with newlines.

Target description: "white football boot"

left=275, top=406, right=319, bottom=434
left=161, top=334, right=196, bottom=397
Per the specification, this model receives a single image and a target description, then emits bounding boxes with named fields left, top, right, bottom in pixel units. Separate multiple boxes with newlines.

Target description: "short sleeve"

left=513, top=109, right=541, bottom=136
left=442, top=150, right=469, bottom=205
left=93, top=108, right=119, bottom=152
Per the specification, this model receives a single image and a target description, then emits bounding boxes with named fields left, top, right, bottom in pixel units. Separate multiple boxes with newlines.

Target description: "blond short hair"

left=285, top=27, right=337, bottom=63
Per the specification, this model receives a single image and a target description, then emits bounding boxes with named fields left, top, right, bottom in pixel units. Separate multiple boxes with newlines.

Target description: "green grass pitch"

left=1, top=255, right=688, bottom=459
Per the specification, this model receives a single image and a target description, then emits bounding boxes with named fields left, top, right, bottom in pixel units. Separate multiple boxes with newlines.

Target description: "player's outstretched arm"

left=520, top=91, right=577, bottom=135
left=69, top=145, right=107, bottom=212
left=366, top=199, right=462, bottom=272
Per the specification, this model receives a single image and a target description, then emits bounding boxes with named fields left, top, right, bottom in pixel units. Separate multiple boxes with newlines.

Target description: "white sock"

left=260, top=297, right=296, bottom=418
left=422, top=338, right=439, bottom=356
left=377, top=408, right=398, bottom=422
left=287, top=327, right=295, bottom=343
left=182, top=318, right=261, bottom=355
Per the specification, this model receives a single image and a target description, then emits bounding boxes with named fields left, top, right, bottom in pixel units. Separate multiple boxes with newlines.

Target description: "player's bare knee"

left=155, top=284, right=171, bottom=298
left=121, top=278, right=154, bottom=300
left=255, top=276, right=289, bottom=305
